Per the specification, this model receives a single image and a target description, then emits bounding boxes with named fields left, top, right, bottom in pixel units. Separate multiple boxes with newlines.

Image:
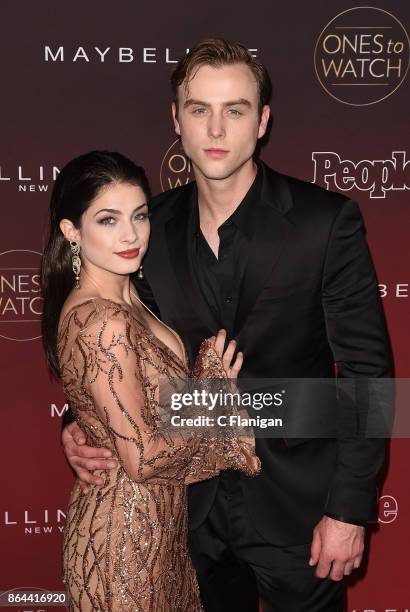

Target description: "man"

left=62, top=38, right=393, bottom=611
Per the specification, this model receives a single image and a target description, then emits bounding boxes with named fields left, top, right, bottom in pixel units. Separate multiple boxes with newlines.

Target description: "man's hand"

left=309, top=516, right=365, bottom=581
left=62, top=421, right=117, bottom=494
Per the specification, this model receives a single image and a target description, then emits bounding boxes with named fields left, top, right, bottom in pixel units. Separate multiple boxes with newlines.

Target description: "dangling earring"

left=137, top=265, right=144, bottom=279
left=70, top=240, right=81, bottom=289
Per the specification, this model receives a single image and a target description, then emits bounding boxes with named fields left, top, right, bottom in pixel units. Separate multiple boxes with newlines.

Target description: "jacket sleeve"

left=132, top=273, right=161, bottom=318
left=62, top=404, right=76, bottom=430
left=321, top=198, right=394, bottom=523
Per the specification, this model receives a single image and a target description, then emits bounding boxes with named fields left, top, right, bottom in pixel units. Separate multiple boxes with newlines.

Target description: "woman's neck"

left=80, top=266, right=134, bottom=306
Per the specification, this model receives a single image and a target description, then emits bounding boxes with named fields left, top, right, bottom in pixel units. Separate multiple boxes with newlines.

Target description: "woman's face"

left=76, top=181, right=150, bottom=277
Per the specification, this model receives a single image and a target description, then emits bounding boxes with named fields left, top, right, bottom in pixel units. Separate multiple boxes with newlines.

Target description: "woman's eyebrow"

left=94, top=203, right=147, bottom=217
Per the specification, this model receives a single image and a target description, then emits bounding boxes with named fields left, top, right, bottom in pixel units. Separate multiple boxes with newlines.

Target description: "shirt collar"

left=224, top=162, right=262, bottom=237
left=189, top=162, right=263, bottom=239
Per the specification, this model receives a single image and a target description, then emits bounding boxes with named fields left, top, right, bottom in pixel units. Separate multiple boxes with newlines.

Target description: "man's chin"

left=195, top=161, right=240, bottom=181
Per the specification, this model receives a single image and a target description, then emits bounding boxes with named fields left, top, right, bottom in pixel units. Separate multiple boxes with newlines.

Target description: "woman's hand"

left=209, top=329, right=243, bottom=379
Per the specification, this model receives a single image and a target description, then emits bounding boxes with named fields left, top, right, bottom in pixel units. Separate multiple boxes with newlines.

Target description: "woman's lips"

left=114, top=248, right=140, bottom=259
left=204, top=148, right=229, bottom=158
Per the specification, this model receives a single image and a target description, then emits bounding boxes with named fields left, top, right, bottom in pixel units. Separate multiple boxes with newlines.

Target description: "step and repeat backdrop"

left=0, top=1, right=409, bottom=610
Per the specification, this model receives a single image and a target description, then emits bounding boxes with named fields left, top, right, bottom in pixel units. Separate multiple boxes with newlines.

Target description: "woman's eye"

left=98, top=216, right=115, bottom=225
left=134, top=212, right=149, bottom=222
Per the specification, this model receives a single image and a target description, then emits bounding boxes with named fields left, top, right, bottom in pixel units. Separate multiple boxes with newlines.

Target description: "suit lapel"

left=234, top=164, right=294, bottom=333
left=146, top=163, right=295, bottom=344
left=165, top=187, right=219, bottom=335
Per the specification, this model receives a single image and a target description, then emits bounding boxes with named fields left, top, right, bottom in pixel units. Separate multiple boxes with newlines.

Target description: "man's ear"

left=59, top=219, right=80, bottom=244
left=257, top=105, right=271, bottom=139
left=172, top=102, right=181, bottom=136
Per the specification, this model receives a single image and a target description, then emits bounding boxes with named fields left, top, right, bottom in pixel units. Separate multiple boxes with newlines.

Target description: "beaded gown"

left=57, top=298, right=260, bottom=611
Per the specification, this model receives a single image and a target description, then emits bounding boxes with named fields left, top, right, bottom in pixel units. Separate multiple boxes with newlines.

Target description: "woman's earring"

left=70, top=240, right=81, bottom=289
left=137, top=265, right=144, bottom=279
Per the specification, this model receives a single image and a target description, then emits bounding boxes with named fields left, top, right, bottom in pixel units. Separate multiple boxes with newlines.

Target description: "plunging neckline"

left=58, top=297, right=188, bottom=371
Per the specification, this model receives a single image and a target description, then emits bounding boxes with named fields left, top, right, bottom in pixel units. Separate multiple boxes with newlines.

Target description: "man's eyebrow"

left=183, top=98, right=252, bottom=108
left=184, top=99, right=209, bottom=108
left=224, top=98, right=252, bottom=108
left=94, top=203, right=147, bottom=217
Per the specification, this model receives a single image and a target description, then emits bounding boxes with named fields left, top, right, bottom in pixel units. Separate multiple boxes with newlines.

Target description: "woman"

left=41, top=151, right=260, bottom=611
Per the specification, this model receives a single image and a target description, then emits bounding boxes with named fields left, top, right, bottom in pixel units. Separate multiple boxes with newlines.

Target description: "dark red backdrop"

left=0, top=2, right=409, bottom=610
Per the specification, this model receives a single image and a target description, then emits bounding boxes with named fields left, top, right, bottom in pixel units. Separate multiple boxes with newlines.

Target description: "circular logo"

left=160, top=139, right=193, bottom=192
left=0, top=249, right=43, bottom=342
left=314, top=7, right=410, bottom=106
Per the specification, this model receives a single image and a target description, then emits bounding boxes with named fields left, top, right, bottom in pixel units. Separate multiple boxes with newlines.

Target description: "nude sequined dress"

left=58, top=298, right=260, bottom=611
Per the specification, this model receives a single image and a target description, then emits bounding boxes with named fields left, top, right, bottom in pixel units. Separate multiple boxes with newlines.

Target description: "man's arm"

left=61, top=421, right=117, bottom=493
left=62, top=404, right=75, bottom=429
left=322, top=198, right=393, bottom=519
left=310, top=198, right=393, bottom=580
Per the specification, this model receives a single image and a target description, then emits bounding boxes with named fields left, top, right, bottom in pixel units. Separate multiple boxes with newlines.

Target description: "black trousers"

left=188, top=471, right=346, bottom=612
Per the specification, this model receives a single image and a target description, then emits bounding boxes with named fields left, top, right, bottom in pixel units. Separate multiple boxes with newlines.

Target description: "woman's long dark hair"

left=41, top=150, right=151, bottom=379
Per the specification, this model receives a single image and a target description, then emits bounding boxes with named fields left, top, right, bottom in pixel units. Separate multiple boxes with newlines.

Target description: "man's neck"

left=195, top=159, right=257, bottom=229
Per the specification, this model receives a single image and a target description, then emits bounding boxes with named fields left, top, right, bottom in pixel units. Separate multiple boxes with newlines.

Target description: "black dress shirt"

left=189, top=165, right=263, bottom=339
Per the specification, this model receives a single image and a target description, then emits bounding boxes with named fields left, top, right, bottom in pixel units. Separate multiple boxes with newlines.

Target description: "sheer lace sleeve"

left=59, top=300, right=260, bottom=485
left=60, top=301, right=233, bottom=486
left=189, top=338, right=261, bottom=480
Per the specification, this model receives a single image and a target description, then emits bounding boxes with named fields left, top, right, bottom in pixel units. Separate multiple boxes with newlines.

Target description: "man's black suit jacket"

left=134, top=161, right=393, bottom=546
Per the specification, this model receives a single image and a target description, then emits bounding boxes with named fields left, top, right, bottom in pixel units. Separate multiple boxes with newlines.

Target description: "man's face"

left=172, top=63, right=270, bottom=181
